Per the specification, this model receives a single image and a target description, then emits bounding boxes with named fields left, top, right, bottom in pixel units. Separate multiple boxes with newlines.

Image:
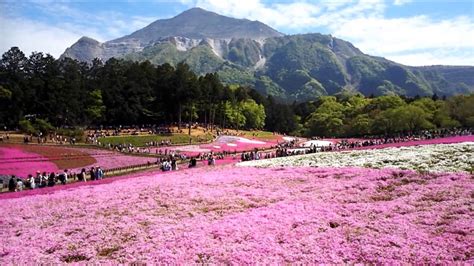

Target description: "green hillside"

left=121, top=33, right=474, bottom=102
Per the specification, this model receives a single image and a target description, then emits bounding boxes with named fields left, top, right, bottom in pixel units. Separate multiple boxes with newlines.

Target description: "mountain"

left=61, top=8, right=474, bottom=102
left=61, top=8, right=282, bottom=62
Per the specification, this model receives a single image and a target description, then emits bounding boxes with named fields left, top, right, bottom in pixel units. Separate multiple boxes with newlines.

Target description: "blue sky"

left=1, top=0, right=473, bottom=66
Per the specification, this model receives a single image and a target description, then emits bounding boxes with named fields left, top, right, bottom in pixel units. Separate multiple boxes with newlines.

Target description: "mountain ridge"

left=61, top=8, right=474, bottom=101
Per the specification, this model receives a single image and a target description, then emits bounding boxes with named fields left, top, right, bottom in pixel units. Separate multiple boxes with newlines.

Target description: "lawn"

left=98, top=133, right=214, bottom=147
left=236, top=130, right=279, bottom=140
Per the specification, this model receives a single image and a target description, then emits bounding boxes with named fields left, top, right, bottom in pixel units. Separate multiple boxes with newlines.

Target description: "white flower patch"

left=238, top=142, right=474, bottom=173
left=301, top=140, right=333, bottom=147
left=282, top=136, right=297, bottom=141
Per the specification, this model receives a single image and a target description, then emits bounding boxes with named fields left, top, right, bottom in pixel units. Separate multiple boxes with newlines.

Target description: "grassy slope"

left=98, top=133, right=214, bottom=147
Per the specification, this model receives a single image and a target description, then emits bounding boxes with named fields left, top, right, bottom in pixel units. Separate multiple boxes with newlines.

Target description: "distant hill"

left=61, top=8, right=474, bottom=102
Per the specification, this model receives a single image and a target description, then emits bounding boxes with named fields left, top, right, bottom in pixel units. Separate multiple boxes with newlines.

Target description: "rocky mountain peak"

left=60, top=8, right=474, bottom=100
left=77, top=36, right=100, bottom=44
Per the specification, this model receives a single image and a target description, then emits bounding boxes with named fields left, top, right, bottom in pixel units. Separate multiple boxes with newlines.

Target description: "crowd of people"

left=100, top=143, right=153, bottom=153
left=159, top=159, right=178, bottom=171
left=145, top=139, right=172, bottom=147
left=157, top=152, right=221, bottom=171
left=236, top=128, right=474, bottom=161
left=2, top=127, right=472, bottom=193
left=18, top=132, right=77, bottom=145
left=85, top=125, right=174, bottom=145
left=0, top=133, right=10, bottom=142
left=5, top=167, right=105, bottom=192
left=309, top=128, right=473, bottom=152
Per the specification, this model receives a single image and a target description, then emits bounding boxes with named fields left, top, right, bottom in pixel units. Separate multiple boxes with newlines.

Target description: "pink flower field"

left=1, top=165, right=472, bottom=263
left=352, top=135, right=474, bottom=150
left=0, top=147, right=58, bottom=177
left=0, top=146, right=154, bottom=177
left=68, top=148, right=154, bottom=172
left=150, top=135, right=283, bottom=156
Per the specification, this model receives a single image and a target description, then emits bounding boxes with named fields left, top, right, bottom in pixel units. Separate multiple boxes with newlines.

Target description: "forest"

left=1, top=47, right=473, bottom=137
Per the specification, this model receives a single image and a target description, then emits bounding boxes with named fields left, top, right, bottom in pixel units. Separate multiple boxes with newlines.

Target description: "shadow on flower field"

left=0, top=145, right=154, bottom=178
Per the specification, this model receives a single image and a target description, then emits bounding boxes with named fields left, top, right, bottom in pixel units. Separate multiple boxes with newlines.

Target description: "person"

left=41, top=172, right=48, bottom=187
left=8, top=176, right=17, bottom=192
left=79, top=168, right=87, bottom=182
left=58, top=172, right=65, bottom=185
left=89, top=167, right=96, bottom=181
left=16, top=178, right=24, bottom=191
left=161, top=160, right=171, bottom=171
left=63, top=169, right=69, bottom=184
left=189, top=157, right=197, bottom=168
left=35, top=171, right=41, bottom=187
left=97, top=167, right=104, bottom=180
left=48, top=172, right=56, bottom=187
left=171, top=159, right=178, bottom=171
left=28, top=174, right=35, bottom=189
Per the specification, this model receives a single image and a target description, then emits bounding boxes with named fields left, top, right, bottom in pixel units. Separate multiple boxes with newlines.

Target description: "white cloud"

left=189, top=0, right=474, bottom=66
left=2, top=0, right=473, bottom=66
left=332, top=15, right=474, bottom=65
left=31, top=2, right=156, bottom=40
left=0, top=16, right=85, bottom=58
left=387, top=49, right=474, bottom=66
left=192, top=0, right=384, bottom=29
left=0, top=2, right=157, bottom=58
left=194, top=0, right=283, bottom=26
left=393, top=0, right=412, bottom=6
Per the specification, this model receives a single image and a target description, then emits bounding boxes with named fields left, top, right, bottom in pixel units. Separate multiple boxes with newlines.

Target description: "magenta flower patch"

left=0, top=165, right=472, bottom=263
left=0, top=147, right=58, bottom=177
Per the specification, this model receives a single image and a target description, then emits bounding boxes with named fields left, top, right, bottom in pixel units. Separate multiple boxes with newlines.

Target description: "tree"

left=199, top=73, right=223, bottom=130
left=305, top=96, right=345, bottom=137
left=224, top=101, right=246, bottom=129
left=347, top=114, right=372, bottom=136
left=240, top=99, right=266, bottom=129
left=447, top=94, right=474, bottom=127
left=153, top=63, right=175, bottom=123
left=172, top=62, right=198, bottom=129
left=366, top=94, right=405, bottom=112
left=372, top=108, right=401, bottom=134
left=85, top=89, right=105, bottom=124
left=264, top=96, right=299, bottom=134
left=0, top=47, right=27, bottom=126
left=432, top=100, right=460, bottom=128
left=372, top=105, right=433, bottom=134
left=403, top=105, right=434, bottom=131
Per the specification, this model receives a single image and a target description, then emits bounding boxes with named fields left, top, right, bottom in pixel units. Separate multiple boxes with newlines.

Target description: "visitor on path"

left=189, top=157, right=197, bottom=168
left=171, top=159, right=178, bottom=171
left=97, top=167, right=104, bottom=180
left=35, top=171, right=43, bottom=188
left=8, top=176, right=17, bottom=192
left=41, top=172, right=48, bottom=188
left=208, top=156, right=215, bottom=166
left=162, top=160, right=171, bottom=171
left=28, top=174, right=35, bottom=189
left=90, top=167, right=96, bottom=181
left=48, top=172, right=56, bottom=187
left=79, top=168, right=87, bottom=182
left=64, top=169, right=69, bottom=184
left=58, top=169, right=68, bottom=185
left=16, top=178, right=24, bottom=191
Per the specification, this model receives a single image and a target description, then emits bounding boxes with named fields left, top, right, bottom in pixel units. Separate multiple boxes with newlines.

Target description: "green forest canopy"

left=1, top=47, right=473, bottom=138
